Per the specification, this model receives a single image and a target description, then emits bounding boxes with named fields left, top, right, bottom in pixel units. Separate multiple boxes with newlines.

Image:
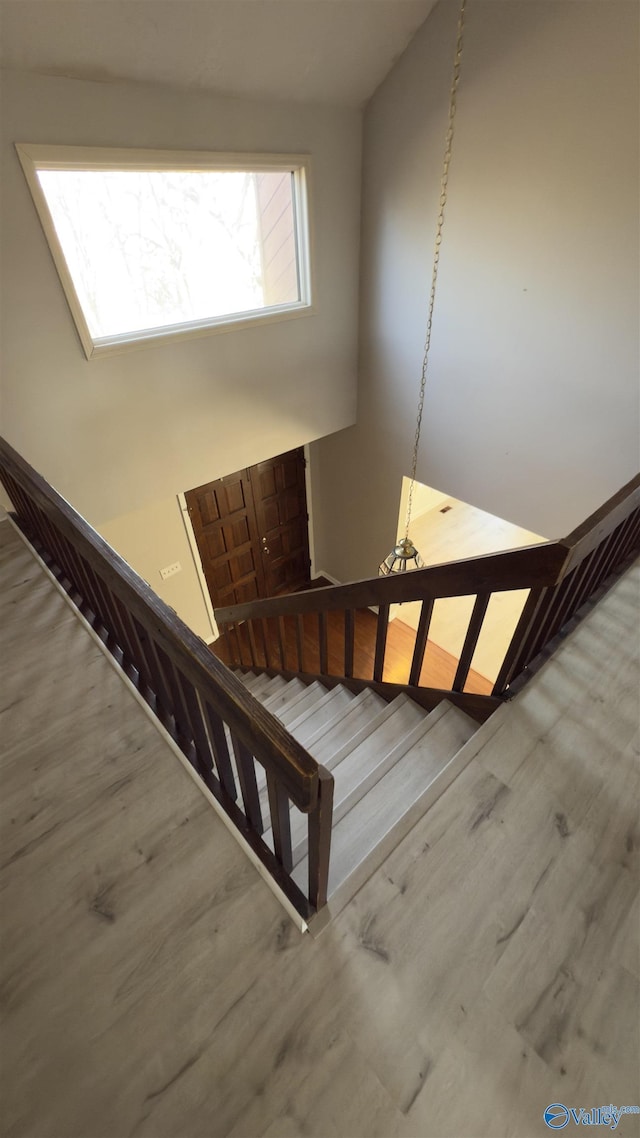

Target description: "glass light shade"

left=378, top=537, right=425, bottom=576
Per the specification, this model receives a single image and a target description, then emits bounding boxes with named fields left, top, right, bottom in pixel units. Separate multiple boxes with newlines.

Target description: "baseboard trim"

left=314, top=568, right=341, bottom=586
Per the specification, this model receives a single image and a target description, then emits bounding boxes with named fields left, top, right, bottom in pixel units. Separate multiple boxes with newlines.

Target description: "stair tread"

left=276, top=681, right=329, bottom=726
left=293, top=701, right=478, bottom=898
left=285, top=699, right=464, bottom=863
left=237, top=670, right=268, bottom=693
left=230, top=676, right=330, bottom=824
left=303, top=687, right=388, bottom=757
left=261, top=677, right=307, bottom=713
left=246, top=672, right=285, bottom=698
left=286, top=685, right=356, bottom=743
left=317, top=699, right=449, bottom=818
left=230, top=672, right=478, bottom=892
left=315, top=693, right=424, bottom=773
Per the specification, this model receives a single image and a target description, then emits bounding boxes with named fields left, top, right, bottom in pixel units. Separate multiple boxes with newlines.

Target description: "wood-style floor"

left=1, top=519, right=638, bottom=1138
left=212, top=605, right=494, bottom=696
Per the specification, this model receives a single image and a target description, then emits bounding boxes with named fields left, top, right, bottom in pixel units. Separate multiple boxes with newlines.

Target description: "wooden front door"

left=185, top=448, right=310, bottom=611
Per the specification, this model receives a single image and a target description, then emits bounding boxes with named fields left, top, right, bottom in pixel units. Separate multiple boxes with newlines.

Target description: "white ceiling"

left=0, top=0, right=438, bottom=108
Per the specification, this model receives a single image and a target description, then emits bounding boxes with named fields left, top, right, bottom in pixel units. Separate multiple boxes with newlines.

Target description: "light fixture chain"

left=404, top=0, right=468, bottom=540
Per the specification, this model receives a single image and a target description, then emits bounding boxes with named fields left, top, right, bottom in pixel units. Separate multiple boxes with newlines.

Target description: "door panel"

left=185, top=448, right=311, bottom=612
left=185, top=469, right=266, bottom=609
left=251, top=449, right=310, bottom=597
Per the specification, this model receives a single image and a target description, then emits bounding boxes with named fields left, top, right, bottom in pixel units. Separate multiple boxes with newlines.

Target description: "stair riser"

left=287, top=703, right=451, bottom=863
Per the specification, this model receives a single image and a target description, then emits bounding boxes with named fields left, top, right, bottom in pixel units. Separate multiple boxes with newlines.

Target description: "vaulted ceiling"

left=0, top=0, right=438, bottom=108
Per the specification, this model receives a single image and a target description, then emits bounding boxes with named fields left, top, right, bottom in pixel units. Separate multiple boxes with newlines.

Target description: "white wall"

left=0, top=69, right=361, bottom=635
left=310, top=0, right=639, bottom=584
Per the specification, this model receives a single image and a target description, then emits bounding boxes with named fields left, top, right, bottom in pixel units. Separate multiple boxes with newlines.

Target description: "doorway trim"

left=177, top=490, right=218, bottom=644
left=303, top=443, right=317, bottom=580
left=179, top=445, right=317, bottom=640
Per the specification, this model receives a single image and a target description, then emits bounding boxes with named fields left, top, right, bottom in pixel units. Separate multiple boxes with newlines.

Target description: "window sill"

left=84, top=302, right=316, bottom=360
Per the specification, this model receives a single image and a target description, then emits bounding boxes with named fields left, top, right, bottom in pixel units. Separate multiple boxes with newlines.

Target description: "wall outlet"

left=159, top=561, right=182, bottom=580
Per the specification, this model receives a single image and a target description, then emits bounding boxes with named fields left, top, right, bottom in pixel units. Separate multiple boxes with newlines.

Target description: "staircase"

left=1, top=435, right=638, bottom=926
left=235, top=670, right=477, bottom=911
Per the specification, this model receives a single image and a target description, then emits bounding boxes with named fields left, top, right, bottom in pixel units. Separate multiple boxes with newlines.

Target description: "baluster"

left=318, top=612, right=328, bottom=675
left=38, top=515, right=70, bottom=582
left=624, top=509, right=640, bottom=555
left=532, top=555, right=595, bottom=658
left=493, top=586, right=545, bottom=694
left=231, top=734, right=263, bottom=833
left=308, top=768, right=334, bottom=911
left=564, top=539, right=610, bottom=614
left=46, top=522, right=76, bottom=588
left=110, top=595, right=144, bottom=682
left=67, top=550, right=102, bottom=623
left=295, top=615, right=305, bottom=672
left=154, top=642, right=193, bottom=746
left=246, top=619, right=259, bottom=667
left=21, top=490, right=43, bottom=537
left=252, top=618, right=264, bottom=668
left=574, top=528, right=627, bottom=615
left=261, top=618, right=272, bottom=668
left=266, top=771, right=293, bottom=872
left=130, top=616, right=166, bottom=711
left=373, top=603, right=390, bottom=683
left=65, top=546, right=97, bottom=619
left=100, top=590, right=135, bottom=667
left=529, top=571, right=581, bottom=657
left=140, top=630, right=173, bottom=715
left=57, top=533, right=81, bottom=594
left=41, top=517, right=71, bottom=580
left=175, top=674, right=217, bottom=792
left=344, top=609, right=355, bottom=678
left=600, top=514, right=636, bottom=580
left=453, top=593, right=490, bottom=692
left=106, top=593, right=142, bottom=681
left=7, top=477, right=39, bottom=534
left=277, top=616, right=287, bottom=670
left=92, top=573, right=123, bottom=652
left=509, top=586, right=556, bottom=679
left=229, top=622, right=242, bottom=666
left=409, top=599, right=434, bottom=686
left=1, top=471, right=21, bottom=516
left=80, top=559, right=111, bottom=632
left=202, top=701, right=237, bottom=800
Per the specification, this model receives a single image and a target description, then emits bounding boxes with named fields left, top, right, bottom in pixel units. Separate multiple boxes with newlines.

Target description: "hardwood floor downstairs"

left=1, top=519, right=638, bottom=1138
left=211, top=603, right=494, bottom=696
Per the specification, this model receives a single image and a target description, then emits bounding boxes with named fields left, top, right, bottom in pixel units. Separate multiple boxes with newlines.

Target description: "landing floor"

left=1, top=519, right=638, bottom=1138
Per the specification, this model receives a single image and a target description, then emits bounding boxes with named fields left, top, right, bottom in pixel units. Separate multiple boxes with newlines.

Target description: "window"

left=16, top=144, right=313, bottom=359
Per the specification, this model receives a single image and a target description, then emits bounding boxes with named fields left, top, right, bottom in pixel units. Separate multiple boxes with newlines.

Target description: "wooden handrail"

left=0, top=437, right=318, bottom=811
left=215, top=540, right=565, bottom=625
left=215, top=474, right=640, bottom=704
left=0, top=434, right=338, bottom=920
left=558, top=474, right=640, bottom=571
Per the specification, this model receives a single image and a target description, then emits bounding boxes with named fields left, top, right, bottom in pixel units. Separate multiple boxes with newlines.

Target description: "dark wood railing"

left=216, top=475, right=640, bottom=716
left=495, top=475, right=640, bottom=694
left=0, top=437, right=333, bottom=921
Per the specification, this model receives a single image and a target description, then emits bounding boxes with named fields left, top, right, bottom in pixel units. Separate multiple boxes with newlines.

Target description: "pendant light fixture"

left=379, top=0, right=467, bottom=576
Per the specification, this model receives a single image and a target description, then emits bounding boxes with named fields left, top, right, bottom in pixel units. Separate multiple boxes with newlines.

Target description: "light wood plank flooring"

left=400, top=494, right=548, bottom=682
left=1, top=520, right=638, bottom=1138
